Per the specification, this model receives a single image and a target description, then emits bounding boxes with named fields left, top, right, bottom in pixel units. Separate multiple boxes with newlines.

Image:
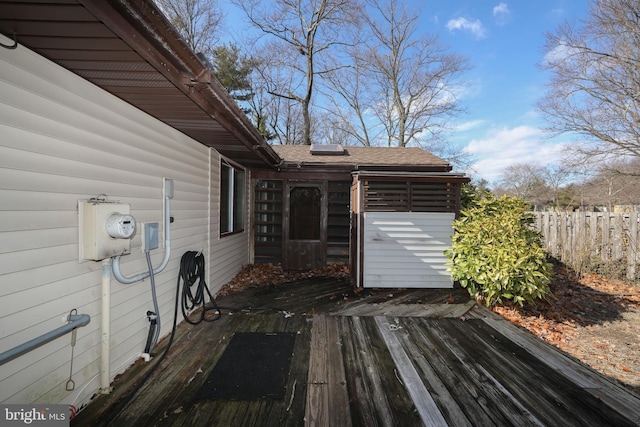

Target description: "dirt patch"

left=493, top=262, right=640, bottom=394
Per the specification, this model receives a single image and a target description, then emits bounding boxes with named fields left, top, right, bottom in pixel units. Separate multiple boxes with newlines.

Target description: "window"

left=220, top=160, right=245, bottom=235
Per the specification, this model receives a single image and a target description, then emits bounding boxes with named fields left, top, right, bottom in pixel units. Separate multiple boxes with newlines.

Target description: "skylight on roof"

left=310, top=144, right=345, bottom=155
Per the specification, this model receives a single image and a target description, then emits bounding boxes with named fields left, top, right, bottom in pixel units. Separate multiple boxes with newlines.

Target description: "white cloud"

left=463, top=125, right=566, bottom=182
left=542, top=41, right=583, bottom=68
left=446, top=17, right=487, bottom=39
left=493, top=3, right=511, bottom=25
left=455, top=119, right=485, bottom=132
left=550, top=8, right=565, bottom=18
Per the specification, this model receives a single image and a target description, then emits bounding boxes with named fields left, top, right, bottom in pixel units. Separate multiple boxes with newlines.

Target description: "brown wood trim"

left=254, top=170, right=352, bottom=181
left=353, top=175, right=470, bottom=183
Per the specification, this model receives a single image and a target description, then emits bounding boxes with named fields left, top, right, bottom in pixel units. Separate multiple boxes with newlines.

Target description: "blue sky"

left=220, top=1, right=589, bottom=184
left=425, top=1, right=588, bottom=183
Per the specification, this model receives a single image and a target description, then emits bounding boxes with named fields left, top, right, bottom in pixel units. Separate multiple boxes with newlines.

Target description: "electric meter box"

left=79, top=201, right=136, bottom=261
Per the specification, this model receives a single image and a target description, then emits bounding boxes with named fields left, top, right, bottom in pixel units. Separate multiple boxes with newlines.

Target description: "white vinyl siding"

left=363, top=212, right=455, bottom=288
left=208, top=153, right=251, bottom=291
left=0, top=41, right=249, bottom=406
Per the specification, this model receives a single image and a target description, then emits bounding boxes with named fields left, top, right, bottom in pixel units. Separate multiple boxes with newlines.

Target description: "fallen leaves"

left=217, top=263, right=352, bottom=296
left=492, top=261, right=640, bottom=392
left=493, top=263, right=640, bottom=338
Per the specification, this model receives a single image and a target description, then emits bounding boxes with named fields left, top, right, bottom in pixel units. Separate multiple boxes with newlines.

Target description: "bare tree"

left=538, top=0, right=640, bottom=160
left=313, top=111, right=355, bottom=146
left=420, top=139, right=476, bottom=173
left=498, top=163, right=547, bottom=205
left=357, top=0, right=468, bottom=147
left=321, top=58, right=376, bottom=146
left=269, top=96, right=306, bottom=146
left=234, top=0, right=358, bottom=145
left=541, top=165, right=574, bottom=208
left=577, top=157, right=640, bottom=208
left=154, top=0, right=224, bottom=57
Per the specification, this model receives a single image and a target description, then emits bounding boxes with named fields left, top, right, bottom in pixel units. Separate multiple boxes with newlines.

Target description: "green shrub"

left=446, top=195, right=552, bottom=307
left=460, top=181, right=491, bottom=211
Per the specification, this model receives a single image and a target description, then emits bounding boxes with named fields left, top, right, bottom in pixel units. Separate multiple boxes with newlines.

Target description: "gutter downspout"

left=100, top=258, right=112, bottom=394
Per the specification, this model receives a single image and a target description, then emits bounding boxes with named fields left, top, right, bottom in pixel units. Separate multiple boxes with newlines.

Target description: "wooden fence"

left=532, top=212, right=640, bottom=281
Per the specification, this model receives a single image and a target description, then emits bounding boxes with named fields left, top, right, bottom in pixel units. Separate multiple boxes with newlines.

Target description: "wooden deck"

left=74, top=278, right=640, bottom=426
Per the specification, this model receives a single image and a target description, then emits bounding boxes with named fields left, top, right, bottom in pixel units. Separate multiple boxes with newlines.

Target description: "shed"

left=252, top=145, right=469, bottom=287
left=352, top=171, right=469, bottom=288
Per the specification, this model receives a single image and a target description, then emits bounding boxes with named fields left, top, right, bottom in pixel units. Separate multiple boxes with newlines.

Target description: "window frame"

left=220, top=158, right=246, bottom=236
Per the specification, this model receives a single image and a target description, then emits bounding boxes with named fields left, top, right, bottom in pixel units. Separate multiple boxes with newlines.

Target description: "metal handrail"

left=0, top=314, right=90, bottom=366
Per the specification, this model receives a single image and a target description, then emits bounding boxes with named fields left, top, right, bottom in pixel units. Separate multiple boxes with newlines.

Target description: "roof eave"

left=78, top=0, right=281, bottom=168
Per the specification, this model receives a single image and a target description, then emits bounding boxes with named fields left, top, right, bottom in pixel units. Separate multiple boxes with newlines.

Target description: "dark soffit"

left=0, top=0, right=281, bottom=169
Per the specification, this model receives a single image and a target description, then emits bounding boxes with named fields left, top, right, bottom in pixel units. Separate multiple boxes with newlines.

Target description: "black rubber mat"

left=196, top=332, right=296, bottom=400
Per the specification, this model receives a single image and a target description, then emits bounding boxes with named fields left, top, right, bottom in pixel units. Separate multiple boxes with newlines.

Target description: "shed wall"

left=362, top=212, right=455, bottom=288
left=0, top=40, right=248, bottom=407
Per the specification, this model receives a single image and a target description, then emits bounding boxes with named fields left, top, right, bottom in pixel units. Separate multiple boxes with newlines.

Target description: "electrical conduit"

left=111, top=195, right=171, bottom=284
left=110, top=180, right=172, bottom=363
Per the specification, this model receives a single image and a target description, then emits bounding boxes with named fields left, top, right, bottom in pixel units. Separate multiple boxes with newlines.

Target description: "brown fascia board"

left=356, top=164, right=453, bottom=173
left=279, top=161, right=453, bottom=173
left=353, top=170, right=471, bottom=183
left=78, top=0, right=281, bottom=168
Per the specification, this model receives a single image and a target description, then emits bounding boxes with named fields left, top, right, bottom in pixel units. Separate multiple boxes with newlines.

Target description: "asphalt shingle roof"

left=271, top=145, right=450, bottom=167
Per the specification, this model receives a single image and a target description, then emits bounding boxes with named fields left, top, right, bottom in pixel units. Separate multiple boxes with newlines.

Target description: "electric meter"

left=106, top=214, right=136, bottom=239
left=79, top=201, right=136, bottom=261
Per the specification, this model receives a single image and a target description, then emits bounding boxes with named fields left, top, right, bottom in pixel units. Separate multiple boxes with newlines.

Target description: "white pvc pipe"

left=111, top=196, right=171, bottom=284
left=100, top=258, right=112, bottom=394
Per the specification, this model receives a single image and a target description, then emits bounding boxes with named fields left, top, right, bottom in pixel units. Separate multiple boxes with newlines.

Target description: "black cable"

left=178, top=251, right=221, bottom=324
left=144, top=251, right=161, bottom=353
left=96, top=251, right=289, bottom=425
left=97, top=258, right=183, bottom=427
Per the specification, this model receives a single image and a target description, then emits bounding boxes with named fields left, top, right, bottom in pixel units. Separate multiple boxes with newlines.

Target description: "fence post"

left=628, top=212, right=638, bottom=281
left=613, top=214, right=624, bottom=261
left=589, top=213, right=598, bottom=260
left=602, top=214, right=610, bottom=262
left=551, top=213, right=558, bottom=258
left=575, top=212, right=584, bottom=268
left=564, top=213, right=570, bottom=261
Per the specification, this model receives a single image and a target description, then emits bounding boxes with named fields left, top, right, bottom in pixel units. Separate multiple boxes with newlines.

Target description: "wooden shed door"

left=284, top=183, right=326, bottom=269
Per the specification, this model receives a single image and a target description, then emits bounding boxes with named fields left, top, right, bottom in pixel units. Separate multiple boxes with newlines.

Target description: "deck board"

left=467, top=306, right=640, bottom=425
left=399, top=318, right=478, bottom=427
left=305, top=315, right=350, bottom=427
left=404, top=317, right=538, bottom=427
left=436, top=318, right=583, bottom=426
left=74, top=278, right=640, bottom=427
left=340, top=316, right=420, bottom=426
left=333, top=300, right=476, bottom=317
left=374, top=316, right=448, bottom=426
